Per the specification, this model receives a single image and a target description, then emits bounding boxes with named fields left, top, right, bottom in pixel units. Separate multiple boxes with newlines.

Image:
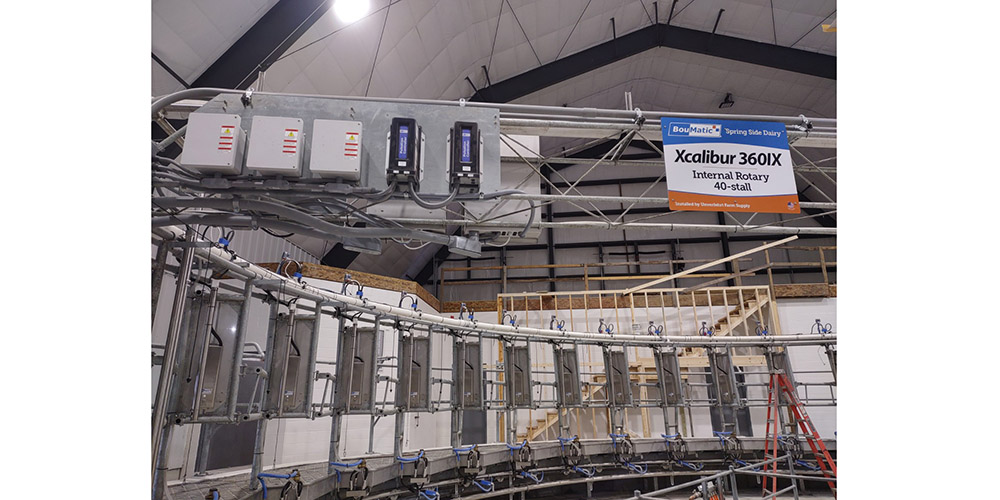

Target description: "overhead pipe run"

left=151, top=88, right=836, bottom=128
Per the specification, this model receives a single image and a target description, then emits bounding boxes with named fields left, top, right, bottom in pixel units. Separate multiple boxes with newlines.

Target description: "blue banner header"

left=660, top=117, right=788, bottom=149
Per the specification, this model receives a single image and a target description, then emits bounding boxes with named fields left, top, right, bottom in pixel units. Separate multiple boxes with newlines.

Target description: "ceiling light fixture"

left=334, top=0, right=370, bottom=23
left=719, top=93, right=735, bottom=109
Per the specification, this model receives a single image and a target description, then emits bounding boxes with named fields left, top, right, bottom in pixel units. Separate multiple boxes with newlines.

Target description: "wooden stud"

left=819, top=248, right=829, bottom=284
left=622, top=236, right=797, bottom=295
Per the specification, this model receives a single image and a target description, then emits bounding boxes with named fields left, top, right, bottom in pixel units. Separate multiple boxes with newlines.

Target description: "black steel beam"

left=432, top=266, right=836, bottom=285
left=551, top=176, right=663, bottom=189
left=471, top=23, right=835, bottom=103
left=718, top=212, right=735, bottom=286
left=477, top=233, right=833, bottom=253
left=552, top=206, right=672, bottom=219
left=544, top=172, right=557, bottom=292
left=192, top=0, right=331, bottom=89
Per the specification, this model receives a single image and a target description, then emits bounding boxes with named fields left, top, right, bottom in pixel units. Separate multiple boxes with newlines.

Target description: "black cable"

left=262, top=227, right=295, bottom=238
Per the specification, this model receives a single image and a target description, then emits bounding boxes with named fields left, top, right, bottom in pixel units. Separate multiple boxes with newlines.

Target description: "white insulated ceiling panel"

left=152, top=0, right=281, bottom=88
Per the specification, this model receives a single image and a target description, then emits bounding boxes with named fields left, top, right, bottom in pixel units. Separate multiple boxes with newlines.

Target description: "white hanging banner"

left=660, top=118, right=800, bottom=213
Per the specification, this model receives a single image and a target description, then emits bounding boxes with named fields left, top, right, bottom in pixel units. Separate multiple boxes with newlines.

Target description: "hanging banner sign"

left=661, top=118, right=800, bottom=213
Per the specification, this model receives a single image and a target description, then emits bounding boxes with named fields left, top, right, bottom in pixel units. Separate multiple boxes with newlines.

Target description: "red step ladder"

left=763, top=371, right=837, bottom=497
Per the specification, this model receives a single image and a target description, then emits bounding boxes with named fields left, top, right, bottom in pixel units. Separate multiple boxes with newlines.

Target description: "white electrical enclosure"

left=310, top=119, right=363, bottom=180
left=179, top=113, right=245, bottom=175
left=246, top=116, right=304, bottom=176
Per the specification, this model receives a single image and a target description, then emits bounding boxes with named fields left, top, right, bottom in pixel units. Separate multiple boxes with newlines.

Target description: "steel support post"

left=394, top=410, right=405, bottom=458
left=787, top=453, right=801, bottom=499
left=556, top=406, right=567, bottom=436
left=729, top=465, right=741, bottom=500
left=249, top=419, right=269, bottom=490
left=451, top=408, right=463, bottom=447
left=250, top=300, right=280, bottom=490
left=151, top=425, right=174, bottom=500
left=152, top=227, right=196, bottom=500
left=151, top=240, right=169, bottom=329
left=227, top=280, right=253, bottom=420
left=328, top=314, right=348, bottom=473
left=329, top=412, right=343, bottom=466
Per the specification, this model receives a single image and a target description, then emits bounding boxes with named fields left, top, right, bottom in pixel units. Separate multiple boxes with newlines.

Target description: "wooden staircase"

left=684, top=296, right=769, bottom=356
left=712, top=296, right=768, bottom=337
left=518, top=362, right=657, bottom=441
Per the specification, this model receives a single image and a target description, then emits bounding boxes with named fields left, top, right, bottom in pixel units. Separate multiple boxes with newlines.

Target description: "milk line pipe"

left=152, top=88, right=836, bottom=127
left=151, top=227, right=836, bottom=346
left=630, top=454, right=794, bottom=500
left=736, top=469, right=837, bottom=482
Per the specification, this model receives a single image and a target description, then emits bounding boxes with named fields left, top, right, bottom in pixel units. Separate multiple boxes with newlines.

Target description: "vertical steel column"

left=729, top=466, right=740, bottom=499
left=451, top=409, right=464, bottom=447
left=249, top=419, right=269, bottom=490
left=250, top=301, right=280, bottom=490
left=787, top=454, right=800, bottom=500
left=152, top=227, right=196, bottom=500
left=394, top=410, right=405, bottom=458
left=304, top=304, right=323, bottom=418
left=556, top=406, right=566, bottom=436
left=544, top=174, right=556, bottom=292
left=191, top=284, right=221, bottom=419
left=227, top=280, right=253, bottom=420
left=328, top=314, right=348, bottom=472
left=655, top=348, right=672, bottom=435
left=151, top=425, right=174, bottom=500
left=151, top=239, right=170, bottom=329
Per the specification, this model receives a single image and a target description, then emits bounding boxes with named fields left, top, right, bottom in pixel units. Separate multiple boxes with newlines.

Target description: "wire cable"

left=408, top=187, right=458, bottom=210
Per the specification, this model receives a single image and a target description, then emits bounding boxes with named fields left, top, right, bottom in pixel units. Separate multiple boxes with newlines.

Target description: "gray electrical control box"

left=655, top=348, right=684, bottom=405
left=336, top=326, right=378, bottom=414
left=453, top=339, right=483, bottom=409
left=180, top=113, right=245, bottom=175
left=604, top=348, right=632, bottom=406
left=708, top=348, right=737, bottom=406
left=263, top=312, right=320, bottom=418
left=310, top=119, right=363, bottom=180
left=505, top=344, right=533, bottom=408
left=554, top=346, right=582, bottom=407
left=246, top=116, right=304, bottom=176
left=168, top=290, right=246, bottom=422
left=397, top=335, right=432, bottom=411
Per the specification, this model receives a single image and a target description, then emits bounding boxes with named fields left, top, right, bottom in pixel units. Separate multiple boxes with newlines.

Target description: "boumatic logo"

left=668, top=122, right=722, bottom=138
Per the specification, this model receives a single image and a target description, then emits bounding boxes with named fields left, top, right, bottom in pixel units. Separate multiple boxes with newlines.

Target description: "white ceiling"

left=152, top=0, right=281, bottom=91
left=150, top=0, right=835, bottom=103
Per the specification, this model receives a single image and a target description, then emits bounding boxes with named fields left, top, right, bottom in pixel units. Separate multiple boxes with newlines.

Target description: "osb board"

left=444, top=291, right=759, bottom=313
left=774, top=283, right=834, bottom=298
left=258, top=262, right=441, bottom=311
left=440, top=300, right=498, bottom=314
left=441, top=283, right=836, bottom=312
